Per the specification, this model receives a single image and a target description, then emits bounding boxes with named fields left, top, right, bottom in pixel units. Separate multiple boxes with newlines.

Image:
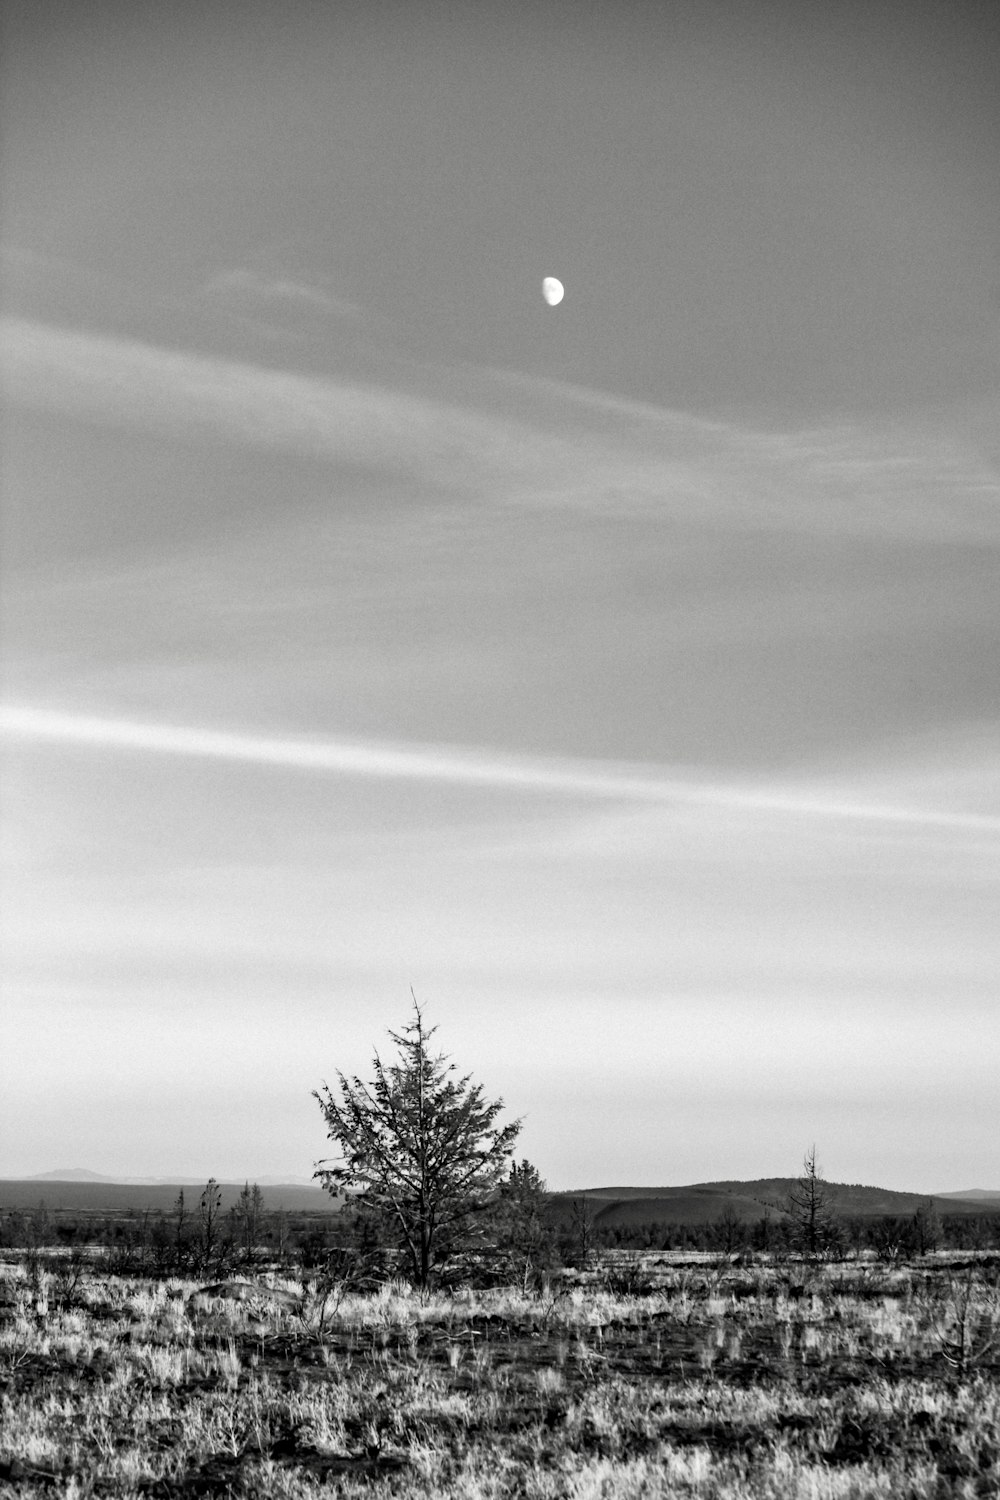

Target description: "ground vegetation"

left=2, top=1248, right=999, bottom=1496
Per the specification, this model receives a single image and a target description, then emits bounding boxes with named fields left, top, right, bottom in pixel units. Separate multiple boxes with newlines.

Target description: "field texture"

left=1, top=1255, right=998, bottom=1497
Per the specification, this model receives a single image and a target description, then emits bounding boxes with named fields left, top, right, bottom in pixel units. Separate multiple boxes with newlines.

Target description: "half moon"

left=542, top=277, right=564, bottom=306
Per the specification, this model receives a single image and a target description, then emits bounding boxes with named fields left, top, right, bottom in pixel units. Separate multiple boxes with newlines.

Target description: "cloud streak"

left=3, top=704, right=998, bottom=834
left=3, top=317, right=997, bottom=543
left=202, top=268, right=364, bottom=321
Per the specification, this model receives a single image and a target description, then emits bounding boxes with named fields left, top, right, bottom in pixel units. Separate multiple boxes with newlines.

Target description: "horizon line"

left=2, top=1168, right=995, bottom=1199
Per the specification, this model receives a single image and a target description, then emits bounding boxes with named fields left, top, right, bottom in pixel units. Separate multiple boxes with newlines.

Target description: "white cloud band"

left=2, top=704, right=997, bottom=833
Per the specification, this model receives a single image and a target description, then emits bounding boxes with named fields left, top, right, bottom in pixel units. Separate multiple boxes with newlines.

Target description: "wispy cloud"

left=203, top=268, right=363, bottom=321
left=3, top=705, right=998, bottom=833
left=0, top=315, right=545, bottom=495
left=2, top=317, right=997, bottom=543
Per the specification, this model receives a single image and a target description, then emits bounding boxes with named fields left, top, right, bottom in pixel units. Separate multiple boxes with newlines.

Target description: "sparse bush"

left=48, top=1248, right=88, bottom=1310
left=0, top=1210, right=28, bottom=1249
left=934, top=1269, right=1000, bottom=1378
left=599, top=1254, right=657, bottom=1297
left=711, top=1199, right=748, bottom=1258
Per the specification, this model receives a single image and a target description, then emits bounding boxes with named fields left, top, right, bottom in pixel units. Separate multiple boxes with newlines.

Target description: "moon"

left=542, top=276, right=564, bottom=307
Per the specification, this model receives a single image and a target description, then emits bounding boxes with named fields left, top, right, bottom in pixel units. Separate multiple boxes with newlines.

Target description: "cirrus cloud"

left=2, top=316, right=997, bottom=543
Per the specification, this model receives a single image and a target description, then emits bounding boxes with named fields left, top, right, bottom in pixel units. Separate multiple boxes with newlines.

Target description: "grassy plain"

left=1, top=1253, right=998, bottom=1497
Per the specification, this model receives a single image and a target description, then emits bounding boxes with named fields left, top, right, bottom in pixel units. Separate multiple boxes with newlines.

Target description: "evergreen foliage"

left=492, top=1159, right=558, bottom=1287
left=313, top=1001, right=521, bottom=1289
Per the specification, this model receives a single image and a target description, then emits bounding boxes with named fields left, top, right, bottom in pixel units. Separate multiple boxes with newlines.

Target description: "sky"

left=1, top=0, right=998, bottom=1194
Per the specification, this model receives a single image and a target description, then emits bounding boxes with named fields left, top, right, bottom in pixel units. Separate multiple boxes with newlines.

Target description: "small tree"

left=754, top=1204, right=774, bottom=1253
left=714, top=1199, right=747, bottom=1257
left=562, top=1194, right=597, bottom=1269
left=173, top=1189, right=191, bottom=1270
left=493, top=1159, right=557, bottom=1289
left=786, top=1146, right=838, bottom=1257
left=912, top=1198, right=944, bottom=1255
left=197, top=1178, right=223, bottom=1273
left=270, top=1208, right=290, bottom=1265
left=233, top=1181, right=265, bottom=1263
left=28, top=1200, right=51, bottom=1249
left=313, top=1001, right=521, bottom=1290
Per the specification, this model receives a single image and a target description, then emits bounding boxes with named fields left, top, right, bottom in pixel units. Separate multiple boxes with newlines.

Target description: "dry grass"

left=1, top=1254, right=998, bottom=1496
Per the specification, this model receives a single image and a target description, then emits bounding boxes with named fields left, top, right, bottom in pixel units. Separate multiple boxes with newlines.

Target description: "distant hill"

left=19, top=1169, right=317, bottom=1188
left=936, top=1190, right=1000, bottom=1204
left=26, top=1168, right=114, bottom=1182
left=683, top=1179, right=963, bottom=1218
left=551, top=1179, right=997, bottom=1223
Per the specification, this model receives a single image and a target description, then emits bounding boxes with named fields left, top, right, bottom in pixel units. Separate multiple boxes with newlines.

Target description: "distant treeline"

left=586, top=1212, right=1000, bottom=1256
left=0, top=1181, right=315, bottom=1276
left=3, top=1182, right=998, bottom=1278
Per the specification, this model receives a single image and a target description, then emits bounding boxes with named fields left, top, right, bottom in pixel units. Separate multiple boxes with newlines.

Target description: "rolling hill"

left=936, top=1189, right=1000, bottom=1205
left=550, top=1179, right=996, bottom=1225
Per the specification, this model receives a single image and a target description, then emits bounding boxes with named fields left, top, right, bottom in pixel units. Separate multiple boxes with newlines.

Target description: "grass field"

left=2, top=1252, right=998, bottom=1497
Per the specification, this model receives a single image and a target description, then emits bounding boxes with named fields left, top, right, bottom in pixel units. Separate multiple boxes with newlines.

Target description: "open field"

left=2, top=1252, right=999, bottom=1497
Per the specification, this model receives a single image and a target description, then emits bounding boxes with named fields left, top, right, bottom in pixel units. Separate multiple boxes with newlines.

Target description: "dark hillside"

left=595, top=1192, right=780, bottom=1228
left=687, top=1179, right=989, bottom=1218
left=548, top=1188, right=782, bottom=1228
left=552, top=1180, right=998, bottom=1225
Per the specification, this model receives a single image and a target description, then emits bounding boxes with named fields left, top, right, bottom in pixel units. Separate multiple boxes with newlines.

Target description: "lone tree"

left=786, top=1145, right=838, bottom=1257
left=911, top=1197, right=944, bottom=1256
left=197, top=1178, right=224, bottom=1273
left=313, top=1001, right=521, bottom=1290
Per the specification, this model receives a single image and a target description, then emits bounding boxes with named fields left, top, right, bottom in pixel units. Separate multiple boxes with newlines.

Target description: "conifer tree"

left=912, top=1197, right=944, bottom=1255
left=786, top=1145, right=838, bottom=1256
left=313, top=1001, right=521, bottom=1289
left=494, top=1159, right=557, bottom=1288
left=197, top=1178, right=223, bottom=1273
